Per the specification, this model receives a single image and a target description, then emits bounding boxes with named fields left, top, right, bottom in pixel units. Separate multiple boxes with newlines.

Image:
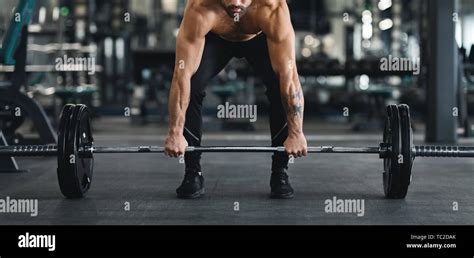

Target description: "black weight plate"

left=57, top=104, right=75, bottom=197
left=71, top=105, right=94, bottom=194
left=383, top=105, right=403, bottom=199
left=57, top=104, right=94, bottom=198
left=398, top=104, right=414, bottom=197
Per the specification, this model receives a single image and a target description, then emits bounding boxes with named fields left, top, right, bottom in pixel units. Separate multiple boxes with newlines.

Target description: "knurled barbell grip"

left=0, top=145, right=58, bottom=156
left=413, top=145, right=474, bottom=158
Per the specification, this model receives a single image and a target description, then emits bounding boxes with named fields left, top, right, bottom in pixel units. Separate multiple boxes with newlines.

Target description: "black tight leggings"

left=184, top=32, right=289, bottom=172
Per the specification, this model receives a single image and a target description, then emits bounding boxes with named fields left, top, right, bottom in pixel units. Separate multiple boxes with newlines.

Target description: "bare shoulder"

left=180, top=0, right=217, bottom=39
left=257, top=0, right=292, bottom=39
left=187, top=0, right=218, bottom=9
left=258, top=0, right=286, bottom=10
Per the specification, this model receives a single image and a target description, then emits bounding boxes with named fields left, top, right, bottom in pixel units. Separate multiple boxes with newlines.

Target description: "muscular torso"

left=192, top=0, right=272, bottom=42
left=167, top=0, right=304, bottom=156
left=210, top=4, right=262, bottom=41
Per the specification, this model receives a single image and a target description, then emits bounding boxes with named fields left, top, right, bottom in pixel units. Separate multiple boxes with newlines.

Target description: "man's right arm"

left=166, top=5, right=211, bottom=157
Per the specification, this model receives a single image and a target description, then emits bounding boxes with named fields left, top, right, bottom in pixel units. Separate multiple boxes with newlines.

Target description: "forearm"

left=280, top=74, right=304, bottom=135
left=168, top=77, right=191, bottom=135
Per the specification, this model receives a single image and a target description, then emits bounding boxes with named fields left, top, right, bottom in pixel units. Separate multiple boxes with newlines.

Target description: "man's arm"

left=259, top=1, right=307, bottom=157
left=166, top=4, right=211, bottom=157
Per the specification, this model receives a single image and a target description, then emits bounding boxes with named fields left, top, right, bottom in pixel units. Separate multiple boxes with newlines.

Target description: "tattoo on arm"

left=288, top=90, right=303, bottom=118
left=291, top=90, right=302, bottom=101
left=281, top=90, right=304, bottom=118
left=291, top=104, right=303, bottom=118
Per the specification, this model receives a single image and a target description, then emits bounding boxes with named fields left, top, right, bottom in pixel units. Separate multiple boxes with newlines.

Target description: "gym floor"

left=1, top=118, right=473, bottom=225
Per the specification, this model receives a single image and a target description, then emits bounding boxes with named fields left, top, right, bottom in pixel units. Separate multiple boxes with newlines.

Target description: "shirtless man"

left=164, top=0, right=307, bottom=199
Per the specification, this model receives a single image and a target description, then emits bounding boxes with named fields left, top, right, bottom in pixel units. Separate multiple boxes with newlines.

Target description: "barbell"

left=0, top=104, right=473, bottom=199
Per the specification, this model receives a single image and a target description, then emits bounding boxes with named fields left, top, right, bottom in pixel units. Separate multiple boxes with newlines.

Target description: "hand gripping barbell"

left=0, top=104, right=472, bottom=199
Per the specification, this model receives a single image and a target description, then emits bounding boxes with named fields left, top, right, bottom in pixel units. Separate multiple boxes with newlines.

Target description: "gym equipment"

left=0, top=0, right=57, bottom=173
left=0, top=104, right=26, bottom=136
left=0, top=104, right=473, bottom=199
left=0, top=0, right=35, bottom=65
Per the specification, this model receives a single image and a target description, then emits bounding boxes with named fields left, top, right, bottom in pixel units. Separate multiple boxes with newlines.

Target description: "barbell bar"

left=2, top=144, right=474, bottom=157
left=0, top=104, right=472, bottom=199
left=0, top=145, right=382, bottom=155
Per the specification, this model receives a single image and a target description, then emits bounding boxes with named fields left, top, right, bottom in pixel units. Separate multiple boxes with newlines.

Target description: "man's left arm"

left=260, top=1, right=307, bottom=157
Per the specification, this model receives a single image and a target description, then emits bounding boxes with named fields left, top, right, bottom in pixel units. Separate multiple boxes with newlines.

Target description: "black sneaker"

left=270, top=169, right=294, bottom=199
left=176, top=169, right=205, bottom=199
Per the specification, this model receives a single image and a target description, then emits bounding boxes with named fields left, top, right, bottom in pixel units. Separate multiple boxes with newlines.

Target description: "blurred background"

left=1, top=0, right=474, bottom=226
left=0, top=0, right=473, bottom=146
